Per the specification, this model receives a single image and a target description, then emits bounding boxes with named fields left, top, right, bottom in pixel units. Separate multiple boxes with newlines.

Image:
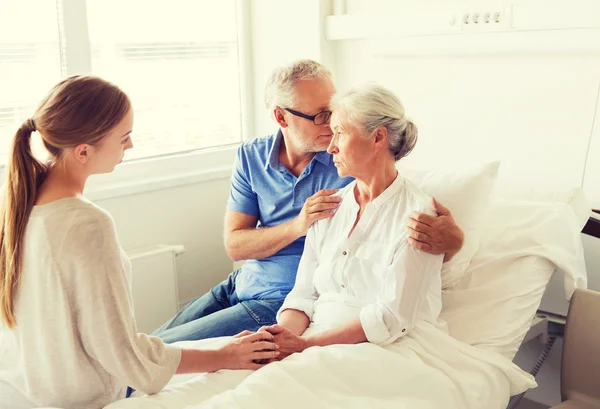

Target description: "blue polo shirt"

left=227, top=130, right=353, bottom=301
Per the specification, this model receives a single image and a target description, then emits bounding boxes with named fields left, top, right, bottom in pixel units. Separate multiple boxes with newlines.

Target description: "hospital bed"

left=99, top=162, right=593, bottom=409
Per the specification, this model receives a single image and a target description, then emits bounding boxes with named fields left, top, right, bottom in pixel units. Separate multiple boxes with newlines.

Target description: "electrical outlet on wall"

left=461, top=6, right=512, bottom=32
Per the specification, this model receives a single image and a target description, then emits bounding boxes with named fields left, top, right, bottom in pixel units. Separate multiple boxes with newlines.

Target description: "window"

left=86, top=0, right=243, bottom=160
left=0, top=1, right=63, bottom=163
left=0, top=0, right=244, bottom=165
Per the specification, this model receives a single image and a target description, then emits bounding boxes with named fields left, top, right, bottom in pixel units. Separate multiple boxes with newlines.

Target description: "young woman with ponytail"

left=0, top=76, right=277, bottom=409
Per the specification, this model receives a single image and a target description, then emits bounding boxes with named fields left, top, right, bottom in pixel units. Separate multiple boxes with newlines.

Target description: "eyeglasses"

left=284, top=108, right=332, bottom=125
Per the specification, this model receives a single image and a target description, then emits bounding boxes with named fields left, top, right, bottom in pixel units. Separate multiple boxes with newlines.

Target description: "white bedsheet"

left=105, top=320, right=535, bottom=409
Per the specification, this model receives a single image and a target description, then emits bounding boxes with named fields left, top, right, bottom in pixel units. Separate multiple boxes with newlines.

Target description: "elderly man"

left=153, top=60, right=464, bottom=343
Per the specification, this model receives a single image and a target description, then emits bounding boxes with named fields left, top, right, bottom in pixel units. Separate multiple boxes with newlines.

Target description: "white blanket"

left=105, top=322, right=535, bottom=409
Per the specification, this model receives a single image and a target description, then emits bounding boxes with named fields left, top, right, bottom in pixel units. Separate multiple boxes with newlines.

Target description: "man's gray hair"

left=332, top=83, right=418, bottom=161
left=264, top=59, right=333, bottom=111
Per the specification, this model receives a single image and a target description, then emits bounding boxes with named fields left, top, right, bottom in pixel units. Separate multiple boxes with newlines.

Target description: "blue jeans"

left=152, top=270, right=283, bottom=343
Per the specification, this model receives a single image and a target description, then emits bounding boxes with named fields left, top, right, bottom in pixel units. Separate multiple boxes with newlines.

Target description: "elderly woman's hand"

left=258, top=324, right=307, bottom=360
left=216, top=330, right=279, bottom=370
left=406, top=198, right=464, bottom=262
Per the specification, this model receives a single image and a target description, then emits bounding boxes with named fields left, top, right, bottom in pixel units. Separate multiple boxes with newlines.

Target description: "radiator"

left=126, top=244, right=184, bottom=334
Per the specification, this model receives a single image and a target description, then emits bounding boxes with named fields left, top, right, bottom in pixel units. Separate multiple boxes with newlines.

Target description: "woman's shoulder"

left=34, top=197, right=116, bottom=237
left=41, top=197, right=111, bottom=220
left=70, top=199, right=116, bottom=235
left=401, top=177, right=436, bottom=216
left=29, top=198, right=119, bottom=262
left=308, top=183, right=356, bottom=241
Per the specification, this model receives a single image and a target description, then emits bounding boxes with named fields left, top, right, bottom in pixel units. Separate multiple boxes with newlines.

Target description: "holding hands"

left=230, top=325, right=306, bottom=368
left=220, top=330, right=280, bottom=370
left=258, top=324, right=307, bottom=361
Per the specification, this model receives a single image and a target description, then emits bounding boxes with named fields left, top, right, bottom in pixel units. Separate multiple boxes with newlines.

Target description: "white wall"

left=583, top=90, right=600, bottom=206
left=250, top=0, right=334, bottom=137
left=95, top=178, right=231, bottom=307
left=331, top=6, right=600, bottom=198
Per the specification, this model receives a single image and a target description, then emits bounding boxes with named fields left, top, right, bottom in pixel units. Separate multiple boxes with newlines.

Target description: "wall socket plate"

left=460, top=6, right=512, bottom=31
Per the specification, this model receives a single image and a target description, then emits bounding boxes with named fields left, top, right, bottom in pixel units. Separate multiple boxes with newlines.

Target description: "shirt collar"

left=346, top=172, right=404, bottom=209
left=371, top=172, right=404, bottom=208
left=265, top=129, right=333, bottom=171
left=313, top=150, right=332, bottom=167
left=265, top=129, right=284, bottom=171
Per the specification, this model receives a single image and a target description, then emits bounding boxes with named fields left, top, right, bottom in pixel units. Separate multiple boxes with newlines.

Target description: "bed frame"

left=582, top=210, right=600, bottom=239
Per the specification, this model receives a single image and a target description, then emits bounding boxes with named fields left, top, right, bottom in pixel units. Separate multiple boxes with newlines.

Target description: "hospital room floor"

left=518, top=399, right=549, bottom=409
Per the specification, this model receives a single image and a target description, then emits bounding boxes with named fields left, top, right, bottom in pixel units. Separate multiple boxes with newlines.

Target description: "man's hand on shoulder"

left=292, top=189, right=342, bottom=237
left=406, top=198, right=464, bottom=262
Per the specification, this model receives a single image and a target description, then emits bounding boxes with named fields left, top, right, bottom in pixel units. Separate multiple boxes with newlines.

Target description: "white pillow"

left=440, top=200, right=588, bottom=360
left=397, top=161, right=500, bottom=289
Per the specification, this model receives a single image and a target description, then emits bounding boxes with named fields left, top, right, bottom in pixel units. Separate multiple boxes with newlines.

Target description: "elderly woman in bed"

left=260, top=83, right=444, bottom=359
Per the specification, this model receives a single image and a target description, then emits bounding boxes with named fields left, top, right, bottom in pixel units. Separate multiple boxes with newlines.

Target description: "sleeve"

left=226, top=145, right=259, bottom=216
left=68, top=211, right=181, bottom=395
left=359, top=204, right=443, bottom=346
left=277, top=224, right=320, bottom=321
